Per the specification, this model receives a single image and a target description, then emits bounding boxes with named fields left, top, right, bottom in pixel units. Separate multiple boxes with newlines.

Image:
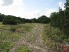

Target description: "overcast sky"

left=0, top=0, right=65, bottom=19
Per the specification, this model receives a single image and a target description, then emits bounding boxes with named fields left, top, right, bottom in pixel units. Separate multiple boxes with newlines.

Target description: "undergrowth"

left=42, top=24, right=69, bottom=52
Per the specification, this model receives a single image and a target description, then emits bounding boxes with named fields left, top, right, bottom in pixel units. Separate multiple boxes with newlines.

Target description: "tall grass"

left=0, top=23, right=34, bottom=52
left=16, top=45, right=31, bottom=52
left=42, top=24, right=65, bottom=52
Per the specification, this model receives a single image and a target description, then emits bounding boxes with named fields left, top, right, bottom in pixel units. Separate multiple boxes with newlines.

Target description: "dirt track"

left=10, top=24, right=47, bottom=52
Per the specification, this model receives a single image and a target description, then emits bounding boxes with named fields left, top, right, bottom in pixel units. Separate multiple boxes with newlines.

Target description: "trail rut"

left=10, top=24, right=47, bottom=52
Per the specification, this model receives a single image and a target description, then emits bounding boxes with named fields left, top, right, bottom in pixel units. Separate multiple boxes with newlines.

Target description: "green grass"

left=42, top=24, right=65, bottom=52
left=1, top=23, right=68, bottom=52
left=0, top=42, right=14, bottom=52
left=16, top=45, right=31, bottom=52
left=0, top=23, right=34, bottom=52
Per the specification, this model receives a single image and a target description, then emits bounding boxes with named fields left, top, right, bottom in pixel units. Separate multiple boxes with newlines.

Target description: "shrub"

left=2, top=15, right=17, bottom=25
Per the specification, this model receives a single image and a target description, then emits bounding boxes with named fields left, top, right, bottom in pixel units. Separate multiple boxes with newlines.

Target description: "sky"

left=0, top=0, right=66, bottom=19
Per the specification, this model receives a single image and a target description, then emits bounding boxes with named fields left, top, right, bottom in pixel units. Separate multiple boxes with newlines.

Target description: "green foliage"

left=50, top=0, right=69, bottom=37
left=0, top=13, right=5, bottom=22
left=38, top=15, right=50, bottom=23
left=0, top=13, right=51, bottom=24
left=31, top=18, right=38, bottom=23
left=16, top=45, right=31, bottom=52
left=63, top=0, right=69, bottom=36
left=2, top=15, right=17, bottom=25
left=0, top=42, right=12, bottom=52
left=65, top=0, right=69, bottom=8
left=50, top=12, right=59, bottom=27
left=42, top=24, right=66, bottom=52
left=50, top=9, right=64, bottom=29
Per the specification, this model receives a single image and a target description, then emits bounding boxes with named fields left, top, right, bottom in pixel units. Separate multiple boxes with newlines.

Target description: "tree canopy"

left=50, top=0, right=69, bottom=37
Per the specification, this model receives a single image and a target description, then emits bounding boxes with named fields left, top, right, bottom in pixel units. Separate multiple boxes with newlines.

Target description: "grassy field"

left=0, top=23, right=34, bottom=52
left=0, top=23, right=69, bottom=52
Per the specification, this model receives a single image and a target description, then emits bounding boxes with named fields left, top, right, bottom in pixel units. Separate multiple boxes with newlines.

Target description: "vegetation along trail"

left=10, top=23, right=47, bottom=52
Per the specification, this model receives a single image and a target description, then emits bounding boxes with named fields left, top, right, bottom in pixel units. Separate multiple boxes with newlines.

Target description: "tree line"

left=50, top=0, right=69, bottom=38
left=0, top=13, right=50, bottom=25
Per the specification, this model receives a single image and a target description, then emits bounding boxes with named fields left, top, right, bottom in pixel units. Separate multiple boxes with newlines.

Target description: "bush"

left=38, top=15, right=51, bottom=23
left=2, top=15, right=17, bottom=25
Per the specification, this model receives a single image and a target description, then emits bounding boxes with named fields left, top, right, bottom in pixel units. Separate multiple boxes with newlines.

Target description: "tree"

left=31, top=18, right=38, bottom=23
left=50, top=12, right=59, bottom=27
left=0, top=13, right=5, bottom=22
left=2, top=15, right=17, bottom=25
left=63, top=0, right=69, bottom=36
left=38, top=15, right=50, bottom=23
left=50, top=0, right=69, bottom=37
left=50, top=7, right=65, bottom=29
left=58, top=8, right=65, bottom=29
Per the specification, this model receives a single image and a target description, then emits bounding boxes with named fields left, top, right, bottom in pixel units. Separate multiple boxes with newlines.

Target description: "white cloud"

left=0, top=0, right=3, bottom=5
left=0, top=0, right=62, bottom=19
left=58, top=1, right=65, bottom=10
left=44, top=9, right=58, bottom=17
left=2, top=0, right=13, bottom=6
left=0, top=0, right=40, bottom=19
left=44, top=1, right=65, bottom=17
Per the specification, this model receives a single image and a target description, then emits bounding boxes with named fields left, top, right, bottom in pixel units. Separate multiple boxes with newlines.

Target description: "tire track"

left=10, top=24, right=47, bottom=52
